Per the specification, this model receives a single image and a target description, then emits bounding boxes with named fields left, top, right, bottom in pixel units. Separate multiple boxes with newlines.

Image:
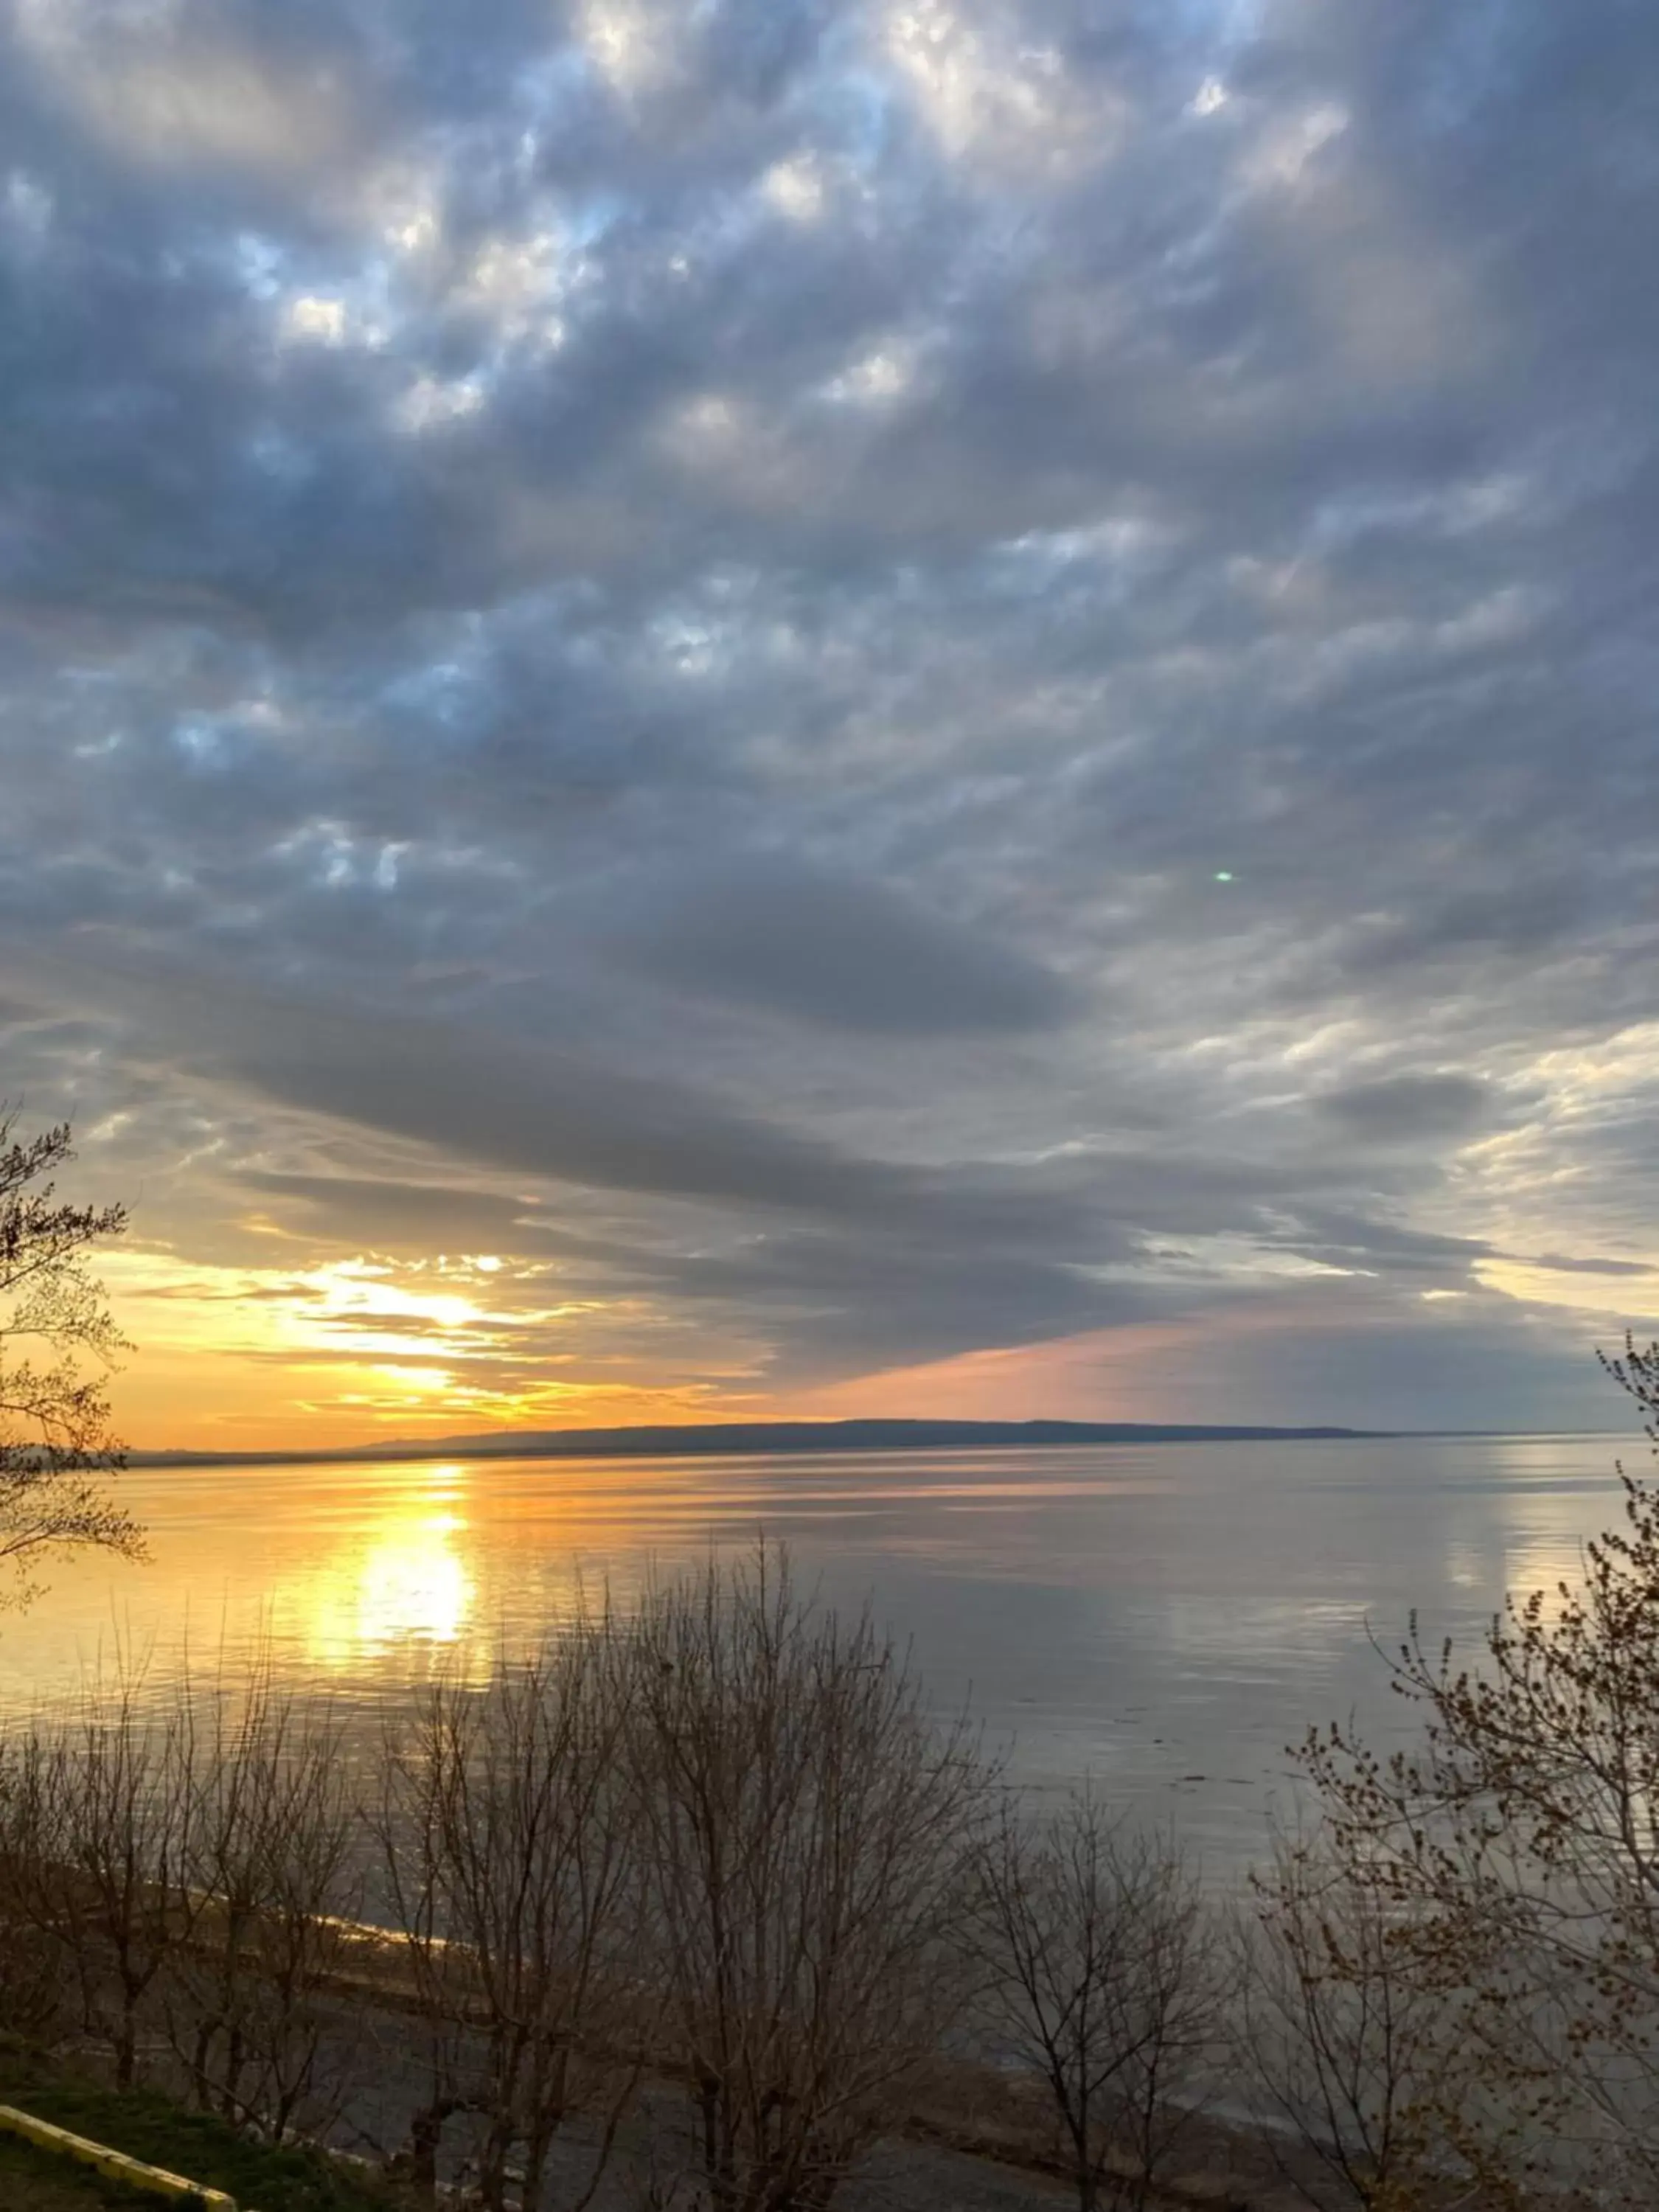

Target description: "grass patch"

left=0, top=2049, right=408, bottom=2212
left=0, top=2127, right=161, bottom=2208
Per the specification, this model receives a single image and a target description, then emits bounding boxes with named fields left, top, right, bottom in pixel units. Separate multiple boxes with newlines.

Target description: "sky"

left=2, top=0, right=1657, bottom=1451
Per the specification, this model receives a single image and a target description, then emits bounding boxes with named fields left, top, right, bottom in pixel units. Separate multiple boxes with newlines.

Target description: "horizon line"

left=122, top=1413, right=1640, bottom=1472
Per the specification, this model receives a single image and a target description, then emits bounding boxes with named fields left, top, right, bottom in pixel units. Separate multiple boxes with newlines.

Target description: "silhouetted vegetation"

left=377, top=1602, right=644, bottom=2211
left=968, top=1787, right=1225, bottom=2212
left=1240, top=1335, right=1659, bottom=2209
left=624, top=1550, right=987, bottom=2212
left=0, top=1115, right=142, bottom=1607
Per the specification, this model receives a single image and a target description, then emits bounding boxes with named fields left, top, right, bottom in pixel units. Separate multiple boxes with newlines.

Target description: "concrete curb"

left=0, top=2102, right=243, bottom=2209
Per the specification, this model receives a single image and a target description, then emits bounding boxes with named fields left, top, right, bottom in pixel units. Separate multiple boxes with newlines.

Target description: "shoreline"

left=127, top=1416, right=1403, bottom=1470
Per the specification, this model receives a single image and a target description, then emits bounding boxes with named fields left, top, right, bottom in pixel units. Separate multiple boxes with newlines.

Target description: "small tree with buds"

left=0, top=1113, right=143, bottom=1604
left=1285, top=1338, right=1659, bottom=2206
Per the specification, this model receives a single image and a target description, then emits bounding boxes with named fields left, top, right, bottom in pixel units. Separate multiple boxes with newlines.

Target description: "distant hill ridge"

left=133, top=1416, right=1384, bottom=1469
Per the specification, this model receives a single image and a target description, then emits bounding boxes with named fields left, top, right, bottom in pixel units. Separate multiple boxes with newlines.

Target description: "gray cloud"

left=1315, top=1074, right=1492, bottom=1145
left=14, top=946, right=947, bottom=1225
left=645, top=1228, right=1158, bottom=1382
left=622, top=863, right=1084, bottom=1035
left=236, top=1172, right=549, bottom=1251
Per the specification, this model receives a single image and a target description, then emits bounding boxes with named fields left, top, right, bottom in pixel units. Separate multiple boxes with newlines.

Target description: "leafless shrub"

left=164, top=1658, right=369, bottom=2141
left=0, top=1752, right=72, bottom=2043
left=378, top=1608, right=644, bottom=2212
left=969, top=1787, right=1225, bottom=2212
left=625, top=1543, right=992, bottom=2212
left=1238, top=1830, right=1481, bottom=2211
left=0, top=1647, right=372, bottom=2140
left=0, top=1660, right=201, bottom=2085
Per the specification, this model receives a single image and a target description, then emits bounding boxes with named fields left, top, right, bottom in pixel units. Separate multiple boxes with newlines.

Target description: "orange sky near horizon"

left=102, top=1233, right=1205, bottom=1450
left=102, top=1243, right=749, bottom=1453
left=103, top=1225, right=1654, bottom=1454
left=83, top=1019, right=1659, bottom=1456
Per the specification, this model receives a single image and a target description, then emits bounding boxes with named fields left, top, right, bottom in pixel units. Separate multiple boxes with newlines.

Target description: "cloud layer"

left=2, top=0, right=1657, bottom=1441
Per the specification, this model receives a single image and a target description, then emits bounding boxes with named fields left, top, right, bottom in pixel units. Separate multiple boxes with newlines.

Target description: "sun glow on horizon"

left=102, top=1242, right=754, bottom=1451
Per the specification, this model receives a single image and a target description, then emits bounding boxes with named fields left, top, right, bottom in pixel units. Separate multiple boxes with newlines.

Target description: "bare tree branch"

left=0, top=1110, right=142, bottom=1604
left=968, top=1787, right=1225, bottom=2212
left=627, top=1543, right=993, bottom=2212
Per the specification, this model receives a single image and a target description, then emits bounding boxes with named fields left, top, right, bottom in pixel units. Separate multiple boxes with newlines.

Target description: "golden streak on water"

left=266, top=1462, right=477, bottom=1668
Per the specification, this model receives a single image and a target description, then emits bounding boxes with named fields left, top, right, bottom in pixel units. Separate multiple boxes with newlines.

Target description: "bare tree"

left=165, top=1660, right=370, bottom=2142
left=0, top=1742, right=75, bottom=2045
left=379, top=1613, right=644, bottom=2212
left=1107, top=1827, right=1225, bottom=2208
left=1239, top=1831, right=1475, bottom=2211
left=0, top=1114, right=143, bottom=1605
left=1276, top=1338, right=1659, bottom=2208
left=970, top=1788, right=1223, bottom=2212
left=626, top=1545, right=992, bottom=2212
left=3, top=1660, right=202, bottom=2087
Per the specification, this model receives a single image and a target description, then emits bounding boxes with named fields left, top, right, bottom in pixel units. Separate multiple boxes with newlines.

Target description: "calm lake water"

left=0, top=1434, right=1638, bottom=1881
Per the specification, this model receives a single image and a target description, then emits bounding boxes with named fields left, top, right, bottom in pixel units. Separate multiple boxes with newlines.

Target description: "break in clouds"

left=3, top=0, right=1657, bottom=1436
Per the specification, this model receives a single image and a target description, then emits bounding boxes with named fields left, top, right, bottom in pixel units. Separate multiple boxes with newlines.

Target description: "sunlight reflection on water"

left=0, top=1435, right=1634, bottom=1881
